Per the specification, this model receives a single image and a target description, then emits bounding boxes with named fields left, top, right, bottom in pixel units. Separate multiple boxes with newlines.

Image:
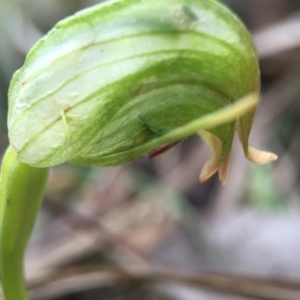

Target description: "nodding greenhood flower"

left=1, top=1, right=277, bottom=298
left=8, top=0, right=277, bottom=184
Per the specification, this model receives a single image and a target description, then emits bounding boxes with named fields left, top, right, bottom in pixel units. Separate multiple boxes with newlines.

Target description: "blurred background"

left=1, top=0, right=300, bottom=299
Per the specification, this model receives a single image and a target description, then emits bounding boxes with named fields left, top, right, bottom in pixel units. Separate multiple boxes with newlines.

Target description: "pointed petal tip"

left=199, top=155, right=230, bottom=185
left=199, top=166, right=218, bottom=183
left=247, top=146, right=278, bottom=165
left=198, top=131, right=230, bottom=185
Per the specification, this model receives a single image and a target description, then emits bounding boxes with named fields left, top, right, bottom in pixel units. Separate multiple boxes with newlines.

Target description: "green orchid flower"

left=0, top=0, right=277, bottom=299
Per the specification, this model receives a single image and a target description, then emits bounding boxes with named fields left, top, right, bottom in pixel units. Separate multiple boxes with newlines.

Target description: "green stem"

left=0, top=146, right=49, bottom=300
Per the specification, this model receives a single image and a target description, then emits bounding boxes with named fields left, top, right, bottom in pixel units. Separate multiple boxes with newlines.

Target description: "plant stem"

left=0, top=146, right=49, bottom=300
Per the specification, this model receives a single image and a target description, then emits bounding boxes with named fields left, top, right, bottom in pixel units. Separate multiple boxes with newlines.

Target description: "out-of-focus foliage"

left=1, top=0, right=300, bottom=299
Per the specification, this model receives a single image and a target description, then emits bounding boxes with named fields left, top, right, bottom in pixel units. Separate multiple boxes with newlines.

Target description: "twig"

left=27, top=267, right=300, bottom=300
left=254, top=15, right=300, bottom=58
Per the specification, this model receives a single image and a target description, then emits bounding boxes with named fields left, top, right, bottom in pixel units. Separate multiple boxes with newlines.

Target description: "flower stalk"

left=0, top=146, right=48, bottom=300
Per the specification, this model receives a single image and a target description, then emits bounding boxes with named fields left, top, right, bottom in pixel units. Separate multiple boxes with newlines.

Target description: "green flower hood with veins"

left=1, top=1, right=278, bottom=300
left=8, top=0, right=277, bottom=182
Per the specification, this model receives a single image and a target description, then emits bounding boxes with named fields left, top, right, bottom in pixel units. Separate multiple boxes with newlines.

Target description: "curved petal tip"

left=199, top=154, right=230, bottom=185
left=247, top=146, right=278, bottom=165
